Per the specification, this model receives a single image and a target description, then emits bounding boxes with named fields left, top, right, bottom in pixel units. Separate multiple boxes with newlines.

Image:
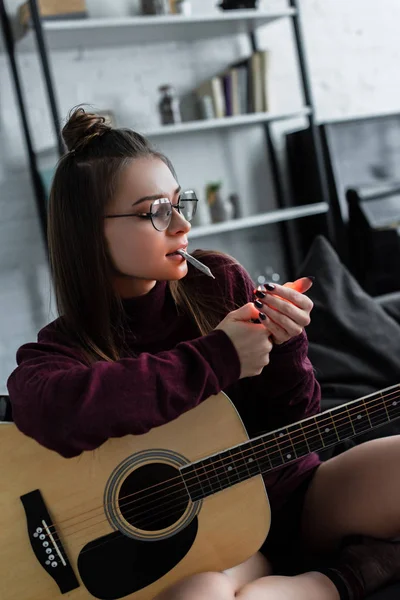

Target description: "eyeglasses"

left=104, top=190, right=198, bottom=232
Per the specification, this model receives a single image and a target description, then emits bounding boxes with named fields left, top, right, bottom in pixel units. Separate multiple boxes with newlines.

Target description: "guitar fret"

left=287, top=423, right=309, bottom=458
left=228, top=448, right=242, bottom=483
left=318, top=413, right=339, bottom=447
left=367, top=396, right=389, bottom=428
left=244, top=442, right=262, bottom=476
left=206, top=456, right=225, bottom=492
left=276, top=429, right=297, bottom=462
left=249, top=438, right=271, bottom=474
left=346, top=406, right=357, bottom=435
left=363, top=399, right=373, bottom=428
left=269, top=433, right=285, bottom=468
left=239, top=446, right=252, bottom=479
left=333, top=407, right=354, bottom=442
left=197, top=461, right=214, bottom=495
left=307, top=416, right=324, bottom=452
left=385, top=390, right=400, bottom=420
left=207, top=454, right=228, bottom=491
left=219, top=450, right=240, bottom=487
left=380, top=391, right=391, bottom=422
left=330, top=413, right=340, bottom=440
left=348, top=403, right=370, bottom=436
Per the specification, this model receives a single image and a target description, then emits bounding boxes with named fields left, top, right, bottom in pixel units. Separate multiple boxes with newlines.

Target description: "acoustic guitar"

left=1, top=383, right=399, bottom=600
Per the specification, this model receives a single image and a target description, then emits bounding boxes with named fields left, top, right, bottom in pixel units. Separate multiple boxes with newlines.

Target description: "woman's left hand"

left=255, top=277, right=314, bottom=345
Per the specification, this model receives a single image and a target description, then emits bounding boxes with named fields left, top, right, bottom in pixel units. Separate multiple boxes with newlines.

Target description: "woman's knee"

left=154, top=571, right=234, bottom=600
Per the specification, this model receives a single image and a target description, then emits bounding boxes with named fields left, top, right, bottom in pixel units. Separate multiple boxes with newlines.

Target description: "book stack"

left=196, top=50, right=269, bottom=120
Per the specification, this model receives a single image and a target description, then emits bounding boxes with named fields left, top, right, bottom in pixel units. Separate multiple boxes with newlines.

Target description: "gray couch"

left=298, top=236, right=400, bottom=599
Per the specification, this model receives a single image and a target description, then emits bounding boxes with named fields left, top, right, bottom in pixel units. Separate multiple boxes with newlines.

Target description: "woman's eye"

left=137, top=213, right=152, bottom=220
left=154, top=208, right=171, bottom=218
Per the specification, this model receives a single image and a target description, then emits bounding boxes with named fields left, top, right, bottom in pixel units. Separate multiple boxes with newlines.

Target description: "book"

left=258, top=50, right=270, bottom=112
left=221, top=68, right=241, bottom=116
left=250, top=51, right=263, bottom=113
left=222, top=72, right=233, bottom=117
left=195, top=49, right=269, bottom=120
left=236, top=64, right=248, bottom=115
left=196, top=76, right=226, bottom=119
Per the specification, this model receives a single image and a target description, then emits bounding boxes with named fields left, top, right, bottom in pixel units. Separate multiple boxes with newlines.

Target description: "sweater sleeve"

left=246, top=331, right=321, bottom=432
left=7, top=330, right=240, bottom=458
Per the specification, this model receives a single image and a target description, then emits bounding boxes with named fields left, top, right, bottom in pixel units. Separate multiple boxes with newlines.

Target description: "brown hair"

left=48, top=107, right=243, bottom=363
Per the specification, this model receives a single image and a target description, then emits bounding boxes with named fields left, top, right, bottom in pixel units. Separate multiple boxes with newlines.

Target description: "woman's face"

left=104, top=156, right=191, bottom=298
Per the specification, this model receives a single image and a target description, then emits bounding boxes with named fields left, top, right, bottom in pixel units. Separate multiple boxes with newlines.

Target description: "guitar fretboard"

left=181, top=384, right=400, bottom=502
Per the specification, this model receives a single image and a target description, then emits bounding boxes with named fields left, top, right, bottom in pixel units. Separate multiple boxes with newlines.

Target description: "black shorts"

left=260, top=464, right=320, bottom=575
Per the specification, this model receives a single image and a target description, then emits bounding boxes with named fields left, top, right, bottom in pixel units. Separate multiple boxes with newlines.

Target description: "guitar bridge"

left=20, top=489, right=79, bottom=594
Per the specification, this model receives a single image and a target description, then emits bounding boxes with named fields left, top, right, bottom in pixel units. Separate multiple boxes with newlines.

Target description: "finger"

left=261, top=314, right=291, bottom=344
left=263, top=283, right=314, bottom=311
left=232, top=302, right=262, bottom=322
left=261, top=303, right=304, bottom=339
left=260, top=293, right=311, bottom=328
left=284, top=277, right=314, bottom=294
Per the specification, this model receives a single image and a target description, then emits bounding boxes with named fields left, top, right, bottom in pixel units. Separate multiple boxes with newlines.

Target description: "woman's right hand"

left=216, top=303, right=273, bottom=379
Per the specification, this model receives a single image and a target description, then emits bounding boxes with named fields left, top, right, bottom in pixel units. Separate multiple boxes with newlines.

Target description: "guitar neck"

left=181, top=384, right=400, bottom=502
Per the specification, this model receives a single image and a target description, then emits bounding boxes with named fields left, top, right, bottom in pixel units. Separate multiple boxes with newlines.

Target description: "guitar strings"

left=74, top=401, right=400, bottom=541
left=11, top=401, right=400, bottom=564
left=72, top=402, right=400, bottom=558
left=40, top=389, right=399, bottom=547
left=41, top=387, right=400, bottom=540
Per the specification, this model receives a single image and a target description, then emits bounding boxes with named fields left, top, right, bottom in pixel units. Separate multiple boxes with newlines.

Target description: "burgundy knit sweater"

left=7, top=253, right=320, bottom=510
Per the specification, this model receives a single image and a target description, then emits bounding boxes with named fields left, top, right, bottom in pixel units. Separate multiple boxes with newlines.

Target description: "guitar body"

left=0, top=393, right=270, bottom=600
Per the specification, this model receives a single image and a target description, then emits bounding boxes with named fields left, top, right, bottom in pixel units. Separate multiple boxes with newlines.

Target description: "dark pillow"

left=297, top=236, right=400, bottom=413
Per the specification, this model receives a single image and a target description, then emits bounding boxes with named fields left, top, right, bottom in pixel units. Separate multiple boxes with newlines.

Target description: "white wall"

left=1, top=0, right=400, bottom=390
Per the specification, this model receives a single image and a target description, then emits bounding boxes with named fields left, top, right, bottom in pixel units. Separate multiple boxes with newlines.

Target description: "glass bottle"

left=158, top=85, right=182, bottom=126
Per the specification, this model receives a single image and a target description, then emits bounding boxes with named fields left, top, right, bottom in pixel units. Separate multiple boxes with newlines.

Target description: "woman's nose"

left=168, top=209, right=191, bottom=234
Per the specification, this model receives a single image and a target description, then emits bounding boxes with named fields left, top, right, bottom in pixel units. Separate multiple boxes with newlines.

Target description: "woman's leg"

left=301, top=436, right=400, bottom=552
left=156, top=435, right=400, bottom=600
left=155, top=567, right=339, bottom=600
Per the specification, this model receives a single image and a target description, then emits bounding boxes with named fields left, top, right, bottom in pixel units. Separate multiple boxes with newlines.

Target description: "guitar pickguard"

left=77, top=518, right=198, bottom=600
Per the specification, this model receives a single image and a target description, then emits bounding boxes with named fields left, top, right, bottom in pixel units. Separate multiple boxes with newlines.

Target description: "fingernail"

left=251, top=318, right=261, bottom=324
left=254, top=299, right=263, bottom=309
left=259, top=312, right=267, bottom=321
left=254, top=289, right=266, bottom=299
left=265, top=283, right=275, bottom=291
left=305, top=275, right=315, bottom=282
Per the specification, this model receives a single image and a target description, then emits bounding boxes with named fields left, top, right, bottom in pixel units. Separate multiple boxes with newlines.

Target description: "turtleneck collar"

left=121, top=280, right=175, bottom=335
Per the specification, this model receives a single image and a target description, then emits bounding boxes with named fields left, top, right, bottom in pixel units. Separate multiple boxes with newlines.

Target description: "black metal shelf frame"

left=0, top=0, right=333, bottom=274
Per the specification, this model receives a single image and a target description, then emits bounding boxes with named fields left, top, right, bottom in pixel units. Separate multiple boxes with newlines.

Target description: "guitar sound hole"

left=118, top=463, right=190, bottom=532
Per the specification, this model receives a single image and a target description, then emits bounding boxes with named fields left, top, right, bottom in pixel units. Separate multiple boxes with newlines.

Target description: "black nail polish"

left=254, top=299, right=263, bottom=309
left=251, top=318, right=262, bottom=324
left=254, top=289, right=266, bottom=299
left=305, top=275, right=315, bottom=282
left=265, top=283, right=275, bottom=291
left=259, top=312, right=267, bottom=321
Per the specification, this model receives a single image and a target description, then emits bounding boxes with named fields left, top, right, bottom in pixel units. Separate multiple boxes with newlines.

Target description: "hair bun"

left=62, top=107, right=112, bottom=152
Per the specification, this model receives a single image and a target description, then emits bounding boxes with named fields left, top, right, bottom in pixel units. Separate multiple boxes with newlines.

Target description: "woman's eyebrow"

left=132, top=186, right=181, bottom=206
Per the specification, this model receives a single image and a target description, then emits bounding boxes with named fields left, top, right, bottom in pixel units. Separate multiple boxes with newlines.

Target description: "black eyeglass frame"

left=104, top=191, right=198, bottom=232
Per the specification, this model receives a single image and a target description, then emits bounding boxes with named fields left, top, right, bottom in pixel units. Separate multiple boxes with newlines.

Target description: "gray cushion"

left=298, top=235, right=400, bottom=407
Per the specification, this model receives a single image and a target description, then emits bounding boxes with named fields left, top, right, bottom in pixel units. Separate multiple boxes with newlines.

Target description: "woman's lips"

left=166, top=252, right=185, bottom=261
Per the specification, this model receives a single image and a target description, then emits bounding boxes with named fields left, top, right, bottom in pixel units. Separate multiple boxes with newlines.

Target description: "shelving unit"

left=190, top=202, right=328, bottom=239
left=13, top=8, right=297, bottom=51
left=0, top=0, right=331, bottom=275
left=144, top=107, right=311, bottom=138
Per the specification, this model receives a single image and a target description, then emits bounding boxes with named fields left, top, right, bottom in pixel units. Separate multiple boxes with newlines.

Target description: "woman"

left=7, top=108, right=400, bottom=600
